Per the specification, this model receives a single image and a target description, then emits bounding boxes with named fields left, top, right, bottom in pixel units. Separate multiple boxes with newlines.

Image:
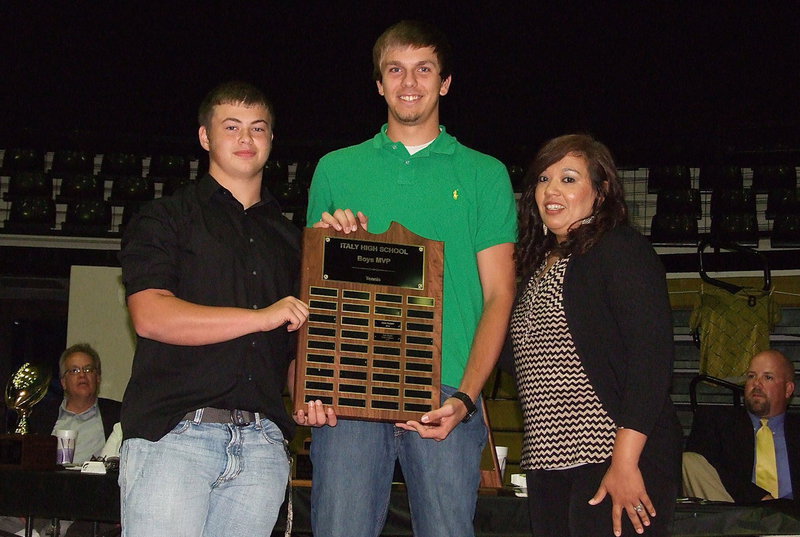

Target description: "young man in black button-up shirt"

left=118, top=81, right=310, bottom=536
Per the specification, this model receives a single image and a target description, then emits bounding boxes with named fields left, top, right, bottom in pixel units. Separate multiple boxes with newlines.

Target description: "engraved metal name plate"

left=295, top=222, right=443, bottom=422
left=323, top=237, right=425, bottom=289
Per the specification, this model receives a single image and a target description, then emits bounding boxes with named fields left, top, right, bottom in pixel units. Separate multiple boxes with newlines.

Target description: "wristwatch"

left=451, top=391, right=477, bottom=423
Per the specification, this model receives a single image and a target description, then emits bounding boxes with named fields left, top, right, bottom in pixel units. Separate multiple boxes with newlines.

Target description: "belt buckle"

left=230, top=409, right=251, bottom=426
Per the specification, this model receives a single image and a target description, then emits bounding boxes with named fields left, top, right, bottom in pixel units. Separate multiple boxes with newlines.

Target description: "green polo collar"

left=371, top=124, right=457, bottom=156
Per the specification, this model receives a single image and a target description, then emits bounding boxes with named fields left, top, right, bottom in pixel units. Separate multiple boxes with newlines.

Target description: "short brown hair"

left=516, top=134, right=628, bottom=279
left=372, top=20, right=452, bottom=82
left=59, top=343, right=102, bottom=378
left=197, top=81, right=274, bottom=129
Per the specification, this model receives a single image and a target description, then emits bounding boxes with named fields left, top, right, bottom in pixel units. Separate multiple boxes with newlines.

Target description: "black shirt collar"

left=197, top=172, right=279, bottom=210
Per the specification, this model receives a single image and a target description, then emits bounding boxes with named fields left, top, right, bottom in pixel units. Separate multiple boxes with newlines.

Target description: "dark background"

left=2, top=3, right=799, bottom=167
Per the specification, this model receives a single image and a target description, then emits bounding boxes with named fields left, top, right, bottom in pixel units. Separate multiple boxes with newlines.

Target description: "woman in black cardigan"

left=511, top=134, right=682, bottom=537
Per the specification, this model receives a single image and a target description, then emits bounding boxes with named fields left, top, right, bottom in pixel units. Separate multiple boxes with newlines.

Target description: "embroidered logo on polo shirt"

left=453, top=189, right=459, bottom=200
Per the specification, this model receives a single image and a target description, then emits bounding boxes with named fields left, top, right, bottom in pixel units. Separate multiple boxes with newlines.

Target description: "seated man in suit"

left=683, top=349, right=799, bottom=502
left=28, top=343, right=121, bottom=463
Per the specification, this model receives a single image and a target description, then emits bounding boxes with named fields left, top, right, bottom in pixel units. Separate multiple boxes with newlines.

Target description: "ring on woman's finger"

left=634, top=504, right=644, bottom=513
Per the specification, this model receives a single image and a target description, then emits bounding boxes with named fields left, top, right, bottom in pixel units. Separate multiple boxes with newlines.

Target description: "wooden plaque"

left=294, top=222, right=443, bottom=422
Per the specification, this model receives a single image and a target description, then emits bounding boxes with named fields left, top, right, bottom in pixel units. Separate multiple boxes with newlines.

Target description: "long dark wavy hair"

left=516, top=134, right=628, bottom=280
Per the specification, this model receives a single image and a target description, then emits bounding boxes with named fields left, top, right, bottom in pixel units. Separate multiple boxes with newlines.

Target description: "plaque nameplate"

left=323, top=236, right=425, bottom=289
left=295, top=222, right=443, bottom=422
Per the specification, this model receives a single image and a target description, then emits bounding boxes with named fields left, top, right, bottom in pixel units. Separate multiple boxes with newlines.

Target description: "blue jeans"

left=310, top=385, right=487, bottom=537
left=120, top=415, right=290, bottom=537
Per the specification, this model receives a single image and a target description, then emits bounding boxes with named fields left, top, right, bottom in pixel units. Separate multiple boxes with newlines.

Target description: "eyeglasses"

left=63, top=365, right=97, bottom=376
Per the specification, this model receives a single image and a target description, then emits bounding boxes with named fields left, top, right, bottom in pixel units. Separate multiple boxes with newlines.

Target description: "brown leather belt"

left=183, top=408, right=257, bottom=426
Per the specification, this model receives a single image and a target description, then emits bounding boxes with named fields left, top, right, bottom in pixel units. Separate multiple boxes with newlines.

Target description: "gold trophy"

left=1, top=362, right=57, bottom=470
left=5, top=362, right=51, bottom=434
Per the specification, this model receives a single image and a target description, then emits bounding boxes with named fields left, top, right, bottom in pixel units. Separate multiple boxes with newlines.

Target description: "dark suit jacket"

left=2, top=395, right=121, bottom=439
left=685, top=405, right=800, bottom=503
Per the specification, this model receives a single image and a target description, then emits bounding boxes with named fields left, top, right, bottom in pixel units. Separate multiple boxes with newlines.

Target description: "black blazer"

left=685, top=405, right=800, bottom=503
left=2, top=395, right=121, bottom=439
left=562, top=226, right=683, bottom=479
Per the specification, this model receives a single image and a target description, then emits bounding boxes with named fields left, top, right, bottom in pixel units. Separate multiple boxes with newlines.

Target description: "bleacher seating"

left=709, top=189, right=759, bottom=246
left=4, top=197, right=56, bottom=234
left=766, top=188, right=798, bottom=220
left=147, top=154, right=191, bottom=184
left=752, top=164, right=798, bottom=193
left=56, top=173, right=105, bottom=203
left=0, top=150, right=340, bottom=235
left=657, top=188, right=701, bottom=218
left=772, top=212, right=800, bottom=248
left=61, top=199, right=112, bottom=236
left=0, top=148, right=45, bottom=174
left=4, top=156, right=795, bottom=241
left=650, top=213, right=699, bottom=246
left=2, top=171, right=52, bottom=201
left=50, top=150, right=94, bottom=178
left=699, top=165, right=743, bottom=193
left=98, top=152, right=143, bottom=182
left=647, top=165, right=691, bottom=193
left=710, top=213, right=760, bottom=246
left=108, top=175, right=155, bottom=206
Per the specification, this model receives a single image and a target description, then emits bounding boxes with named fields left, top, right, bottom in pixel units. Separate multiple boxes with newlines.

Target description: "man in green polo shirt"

left=299, top=20, right=517, bottom=537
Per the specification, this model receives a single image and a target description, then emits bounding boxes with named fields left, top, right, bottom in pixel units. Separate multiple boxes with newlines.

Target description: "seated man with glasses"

left=29, top=343, right=121, bottom=463
left=0, top=343, right=121, bottom=537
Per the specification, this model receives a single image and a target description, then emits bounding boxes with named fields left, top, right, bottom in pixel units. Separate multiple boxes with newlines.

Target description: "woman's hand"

left=589, top=463, right=654, bottom=535
left=589, top=427, right=654, bottom=535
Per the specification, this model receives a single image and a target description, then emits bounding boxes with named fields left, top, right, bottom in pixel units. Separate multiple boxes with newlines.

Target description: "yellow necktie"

left=755, top=418, right=779, bottom=498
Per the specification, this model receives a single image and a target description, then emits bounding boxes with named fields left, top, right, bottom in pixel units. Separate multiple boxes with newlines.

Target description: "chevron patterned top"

left=511, top=257, right=616, bottom=470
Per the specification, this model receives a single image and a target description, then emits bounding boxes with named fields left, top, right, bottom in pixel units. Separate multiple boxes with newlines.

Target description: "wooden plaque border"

left=294, top=222, right=443, bottom=422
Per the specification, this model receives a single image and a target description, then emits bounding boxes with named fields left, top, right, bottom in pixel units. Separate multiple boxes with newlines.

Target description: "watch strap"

left=451, top=391, right=477, bottom=423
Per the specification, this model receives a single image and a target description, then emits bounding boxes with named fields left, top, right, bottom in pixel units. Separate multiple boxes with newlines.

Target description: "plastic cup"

left=54, top=429, right=77, bottom=464
left=494, top=445, right=508, bottom=478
